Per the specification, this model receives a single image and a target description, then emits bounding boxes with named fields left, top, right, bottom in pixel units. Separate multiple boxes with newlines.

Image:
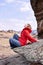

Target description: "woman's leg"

left=9, top=38, right=21, bottom=49
left=9, top=39, right=17, bottom=48
left=13, top=34, right=19, bottom=40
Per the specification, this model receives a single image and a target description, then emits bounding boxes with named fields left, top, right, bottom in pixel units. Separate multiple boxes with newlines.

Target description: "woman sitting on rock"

left=9, top=24, right=38, bottom=49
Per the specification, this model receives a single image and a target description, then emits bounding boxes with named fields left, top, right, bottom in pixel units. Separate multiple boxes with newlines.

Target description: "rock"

left=0, top=46, right=30, bottom=65
left=30, top=0, right=43, bottom=38
left=13, top=39, right=43, bottom=64
left=0, top=39, right=43, bottom=65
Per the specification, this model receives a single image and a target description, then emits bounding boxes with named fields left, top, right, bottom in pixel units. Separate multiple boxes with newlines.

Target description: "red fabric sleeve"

left=25, top=30, right=37, bottom=43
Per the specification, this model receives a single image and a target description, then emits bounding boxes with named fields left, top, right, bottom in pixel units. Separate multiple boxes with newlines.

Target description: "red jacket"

left=18, top=27, right=37, bottom=46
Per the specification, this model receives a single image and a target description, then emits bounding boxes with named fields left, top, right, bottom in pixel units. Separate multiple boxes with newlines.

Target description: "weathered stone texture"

left=13, top=39, right=43, bottom=64
left=30, top=0, right=43, bottom=38
left=0, top=40, right=43, bottom=65
left=0, top=46, right=29, bottom=65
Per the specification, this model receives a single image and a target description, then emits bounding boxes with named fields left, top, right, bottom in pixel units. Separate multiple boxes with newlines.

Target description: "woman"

left=9, top=24, right=38, bottom=49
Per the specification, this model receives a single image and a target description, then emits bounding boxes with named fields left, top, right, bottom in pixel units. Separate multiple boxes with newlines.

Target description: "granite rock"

left=13, top=39, right=43, bottom=64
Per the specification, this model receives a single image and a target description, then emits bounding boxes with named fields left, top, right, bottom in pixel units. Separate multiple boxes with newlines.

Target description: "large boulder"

left=30, top=0, right=43, bottom=38
left=13, top=39, right=43, bottom=64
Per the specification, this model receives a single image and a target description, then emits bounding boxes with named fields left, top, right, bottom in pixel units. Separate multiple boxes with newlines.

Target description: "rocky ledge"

left=13, top=39, right=43, bottom=64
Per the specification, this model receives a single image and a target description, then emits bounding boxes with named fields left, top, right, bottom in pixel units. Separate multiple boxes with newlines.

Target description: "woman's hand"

left=27, top=40, right=32, bottom=44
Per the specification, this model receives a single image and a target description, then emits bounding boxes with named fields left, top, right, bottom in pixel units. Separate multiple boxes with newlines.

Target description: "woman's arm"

left=25, top=30, right=38, bottom=43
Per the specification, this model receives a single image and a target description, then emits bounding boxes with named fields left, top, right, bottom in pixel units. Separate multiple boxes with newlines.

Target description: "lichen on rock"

left=13, top=39, right=43, bottom=64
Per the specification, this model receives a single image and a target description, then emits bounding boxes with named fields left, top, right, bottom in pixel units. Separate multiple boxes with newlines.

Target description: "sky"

left=0, top=0, right=37, bottom=31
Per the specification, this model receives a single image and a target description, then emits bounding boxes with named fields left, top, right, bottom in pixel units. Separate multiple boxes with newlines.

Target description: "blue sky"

left=0, top=0, right=37, bottom=31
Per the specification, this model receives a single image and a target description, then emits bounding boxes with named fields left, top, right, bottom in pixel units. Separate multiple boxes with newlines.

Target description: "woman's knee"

left=13, top=34, right=19, bottom=40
